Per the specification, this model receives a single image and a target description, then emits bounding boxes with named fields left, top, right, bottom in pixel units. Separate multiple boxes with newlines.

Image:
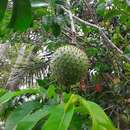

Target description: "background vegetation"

left=0, top=0, right=130, bottom=130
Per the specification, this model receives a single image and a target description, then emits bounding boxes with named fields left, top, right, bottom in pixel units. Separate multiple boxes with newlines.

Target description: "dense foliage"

left=0, top=85, right=117, bottom=130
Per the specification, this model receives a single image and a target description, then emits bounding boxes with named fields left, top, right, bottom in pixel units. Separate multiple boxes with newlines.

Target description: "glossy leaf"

left=42, top=104, right=74, bottom=130
left=80, top=98, right=117, bottom=130
left=0, top=92, right=15, bottom=104
left=8, top=0, right=32, bottom=31
left=5, top=101, right=41, bottom=130
left=0, top=0, right=8, bottom=21
left=16, top=106, right=51, bottom=130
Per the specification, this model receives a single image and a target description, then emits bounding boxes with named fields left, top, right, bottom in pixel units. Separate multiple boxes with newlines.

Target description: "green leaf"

left=0, top=102, right=11, bottom=119
left=124, top=45, right=130, bottom=57
left=42, top=104, right=74, bottom=130
left=5, top=101, right=41, bottom=130
left=69, top=113, right=86, bottom=130
left=80, top=98, right=117, bottom=130
left=95, top=62, right=110, bottom=72
left=86, top=48, right=99, bottom=57
left=0, top=92, right=15, bottom=104
left=0, top=88, right=6, bottom=96
left=16, top=106, right=51, bottom=130
left=47, top=85, right=56, bottom=99
left=82, top=25, right=92, bottom=33
left=51, top=22, right=61, bottom=37
left=0, top=88, right=39, bottom=105
left=0, top=0, right=8, bottom=21
left=96, top=3, right=105, bottom=16
left=37, top=79, right=49, bottom=87
left=8, top=0, right=32, bottom=31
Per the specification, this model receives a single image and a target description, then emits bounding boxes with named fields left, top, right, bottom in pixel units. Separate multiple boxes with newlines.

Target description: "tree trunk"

left=6, top=43, right=27, bottom=90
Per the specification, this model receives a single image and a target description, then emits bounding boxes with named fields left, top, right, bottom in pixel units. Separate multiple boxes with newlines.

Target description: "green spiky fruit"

left=50, top=45, right=88, bottom=86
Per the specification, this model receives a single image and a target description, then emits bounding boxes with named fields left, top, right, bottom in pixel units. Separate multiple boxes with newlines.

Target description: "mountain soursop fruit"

left=50, top=45, right=88, bottom=86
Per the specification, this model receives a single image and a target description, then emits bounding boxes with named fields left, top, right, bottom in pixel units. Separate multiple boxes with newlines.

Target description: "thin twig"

left=61, top=5, right=101, bottom=29
left=64, top=3, right=77, bottom=44
left=104, top=105, right=114, bottom=111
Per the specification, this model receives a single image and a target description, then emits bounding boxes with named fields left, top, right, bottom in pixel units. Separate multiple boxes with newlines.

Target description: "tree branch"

left=0, top=43, right=9, bottom=62
left=60, top=5, right=130, bottom=63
